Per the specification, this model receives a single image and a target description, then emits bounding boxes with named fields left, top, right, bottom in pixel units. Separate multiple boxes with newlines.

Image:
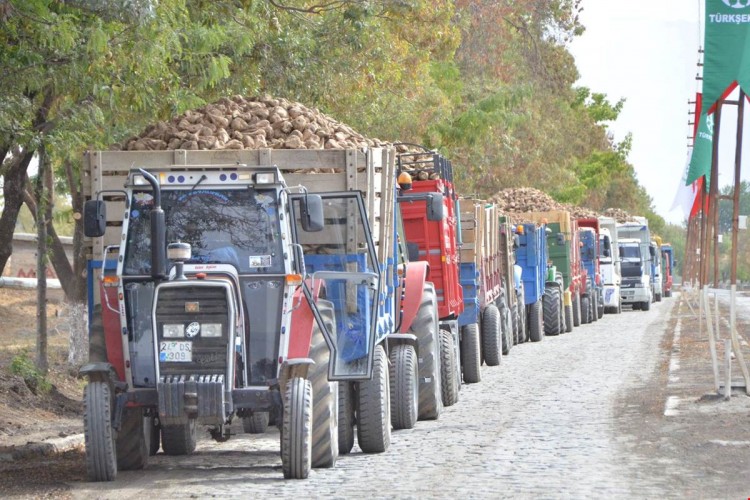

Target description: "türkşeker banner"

left=686, top=0, right=750, bottom=186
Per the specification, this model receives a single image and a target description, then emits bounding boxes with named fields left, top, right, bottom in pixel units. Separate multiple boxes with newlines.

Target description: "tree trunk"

left=0, top=151, right=34, bottom=274
left=36, top=146, right=50, bottom=375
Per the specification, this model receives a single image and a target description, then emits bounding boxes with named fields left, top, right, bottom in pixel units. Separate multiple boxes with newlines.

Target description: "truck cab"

left=650, top=240, right=663, bottom=302
left=618, top=238, right=652, bottom=310
left=661, top=244, right=674, bottom=297
left=598, top=225, right=621, bottom=313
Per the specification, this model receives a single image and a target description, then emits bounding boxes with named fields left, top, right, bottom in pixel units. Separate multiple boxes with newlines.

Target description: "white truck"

left=617, top=216, right=653, bottom=310
left=597, top=217, right=621, bottom=314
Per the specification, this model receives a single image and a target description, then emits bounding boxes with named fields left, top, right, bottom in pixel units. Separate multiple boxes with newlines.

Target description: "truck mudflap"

left=158, top=374, right=228, bottom=426
left=602, top=286, right=619, bottom=307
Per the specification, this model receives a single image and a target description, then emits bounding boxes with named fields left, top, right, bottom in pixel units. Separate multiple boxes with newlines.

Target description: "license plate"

left=159, top=341, right=192, bottom=362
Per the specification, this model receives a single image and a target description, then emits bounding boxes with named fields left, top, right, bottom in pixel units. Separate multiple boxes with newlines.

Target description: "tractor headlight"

left=201, top=323, right=223, bottom=338
left=163, top=324, right=185, bottom=338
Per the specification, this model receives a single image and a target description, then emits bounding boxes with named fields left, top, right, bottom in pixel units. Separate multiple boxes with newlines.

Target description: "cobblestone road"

left=69, top=297, right=745, bottom=499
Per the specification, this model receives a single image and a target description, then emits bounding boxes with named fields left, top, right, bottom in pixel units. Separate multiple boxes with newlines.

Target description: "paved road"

left=71, top=299, right=685, bottom=499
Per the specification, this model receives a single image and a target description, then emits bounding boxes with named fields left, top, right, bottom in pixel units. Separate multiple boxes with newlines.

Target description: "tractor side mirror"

left=426, top=194, right=444, bottom=221
left=300, top=194, right=324, bottom=232
left=83, top=199, right=107, bottom=237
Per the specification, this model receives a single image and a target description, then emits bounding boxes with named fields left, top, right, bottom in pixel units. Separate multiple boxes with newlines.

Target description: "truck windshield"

left=620, top=245, right=640, bottom=259
left=124, top=188, right=283, bottom=275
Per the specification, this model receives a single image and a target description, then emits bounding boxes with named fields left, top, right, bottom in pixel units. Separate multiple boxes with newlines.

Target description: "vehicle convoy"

left=80, top=146, right=444, bottom=481
left=661, top=243, right=674, bottom=298
left=513, top=221, right=548, bottom=342
left=577, top=218, right=604, bottom=321
left=597, top=216, right=622, bottom=314
left=617, top=217, right=653, bottom=310
left=397, top=148, right=473, bottom=405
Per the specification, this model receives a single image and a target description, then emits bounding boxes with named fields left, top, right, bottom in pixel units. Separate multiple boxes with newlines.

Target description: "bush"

left=10, top=351, right=51, bottom=395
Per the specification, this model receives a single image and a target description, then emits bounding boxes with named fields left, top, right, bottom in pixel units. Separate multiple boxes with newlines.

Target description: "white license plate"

left=159, top=341, right=192, bottom=362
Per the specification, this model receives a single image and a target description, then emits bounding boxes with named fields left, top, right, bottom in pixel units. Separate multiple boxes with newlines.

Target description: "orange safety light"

left=285, top=274, right=303, bottom=286
left=516, top=225, right=525, bottom=235
left=397, top=171, right=413, bottom=191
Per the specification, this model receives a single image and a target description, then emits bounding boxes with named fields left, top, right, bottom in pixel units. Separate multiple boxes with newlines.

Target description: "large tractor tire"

left=481, top=304, right=502, bottom=366
left=309, top=300, right=339, bottom=468
left=572, top=292, right=581, bottom=327
left=84, top=381, right=117, bottom=482
left=580, top=295, right=591, bottom=324
left=243, top=412, right=270, bottom=434
left=460, top=323, right=481, bottom=384
left=411, top=283, right=443, bottom=421
left=356, top=344, right=391, bottom=454
left=564, top=302, right=574, bottom=333
left=389, top=344, right=419, bottom=430
left=543, top=287, right=561, bottom=336
left=528, top=301, right=544, bottom=342
left=161, top=419, right=197, bottom=456
left=281, top=377, right=313, bottom=479
left=116, top=406, right=149, bottom=471
left=89, top=304, right=106, bottom=363
left=337, top=381, right=355, bottom=455
left=439, top=329, right=459, bottom=407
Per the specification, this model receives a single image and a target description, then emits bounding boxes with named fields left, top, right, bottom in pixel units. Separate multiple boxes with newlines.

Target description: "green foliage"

left=10, top=350, right=52, bottom=395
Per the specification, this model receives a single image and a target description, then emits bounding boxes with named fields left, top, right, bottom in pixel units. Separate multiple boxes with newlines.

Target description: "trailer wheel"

left=281, top=377, right=313, bottom=479
left=564, top=303, right=574, bottom=333
left=543, top=286, right=561, bottom=336
left=389, top=344, right=418, bottom=430
left=642, top=299, right=651, bottom=311
left=356, top=344, right=391, bottom=453
left=580, top=296, right=591, bottom=324
left=337, top=381, right=355, bottom=455
left=116, top=406, right=149, bottom=471
left=439, top=329, right=459, bottom=406
left=309, top=300, right=339, bottom=468
left=89, top=305, right=106, bottom=363
left=84, top=381, right=117, bottom=482
left=412, top=283, right=442, bottom=421
left=528, top=301, right=544, bottom=342
left=460, top=324, right=481, bottom=383
left=161, top=419, right=197, bottom=456
left=243, top=412, right=270, bottom=434
left=572, top=293, right=581, bottom=327
left=482, top=304, right=502, bottom=366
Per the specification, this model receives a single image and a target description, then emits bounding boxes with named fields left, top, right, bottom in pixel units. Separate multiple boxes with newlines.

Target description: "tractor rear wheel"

left=543, top=286, right=561, bottom=336
left=412, top=283, right=442, bottom=421
left=84, top=381, right=117, bottom=482
left=529, top=301, right=544, bottom=342
left=309, top=300, right=338, bottom=468
left=337, top=381, right=355, bottom=455
left=581, top=296, right=591, bottom=324
left=439, top=329, right=459, bottom=407
left=460, top=324, right=481, bottom=383
left=356, top=344, right=391, bottom=453
left=116, top=407, right=149, bottom=471
left=389, top=344, right=418, bottom=430
left=564, top=303, right=574, bottom=333
left=161, top=419, right=197, bottom=456
left=481, top=304, right=502, bottom=366
left=572, top=293, right=581, bottom=327
left=281, top=377, right=313, bottom=479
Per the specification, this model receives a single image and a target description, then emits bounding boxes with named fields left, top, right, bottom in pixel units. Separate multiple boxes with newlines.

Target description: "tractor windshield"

left=124, top=188, right=283, bottom=275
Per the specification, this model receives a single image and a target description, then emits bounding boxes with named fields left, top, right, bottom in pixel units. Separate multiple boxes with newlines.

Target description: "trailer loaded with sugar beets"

left=396, top=147, right=474, bottom=406
left=513, top=221, right=548, bottom=342
left=457, top=199, right=507, bottom=366
left=80, top=146, right=444, bottom=481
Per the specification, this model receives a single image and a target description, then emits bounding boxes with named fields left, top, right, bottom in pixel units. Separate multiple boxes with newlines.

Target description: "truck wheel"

left=389, top=344, right=418, bottom=430
left=116, top=406, right=149, bottom=471
left=161, top=419, right=197, bottom=456
left=529, top=301, right=544, bottom=342
left=543, top=287, right=561, bottom=336
left=597, top=293, right=604, bottom=319
left=147, top=416, right=160, bottom=456
left=356, top=344, right=391, bottom=453
left=502, top=305, right=513, bottom=354
left=89, top=304, right=106, bottom=363
left=581, top=296, right=591, bottom=324
left=84, top=381, right=117, bottom=482
left=243, top=412, right=270, bottom=434
left=481, top=304, right=502, bottom=366
left=337, top=381, right=355, bottom=455
left=412, top=283, right=442, bottom=421
left=461, top=324, right=481, bottom=383
left=564, top=303, right=573, bottom=333
left=642, top=300, right=651, bottom=311
left=572, top=293, right=581, bottom=327
left=281, top=377, right=313, bottom=479
left=591, top=293, right=599, bottom=323
left=439, top=329, right=459, bottom=406
left=309, top=300, right=339, bottom=468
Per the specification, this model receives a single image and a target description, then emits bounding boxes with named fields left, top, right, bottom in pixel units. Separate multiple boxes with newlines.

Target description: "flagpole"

left=709, top=102, right=722, bottom=288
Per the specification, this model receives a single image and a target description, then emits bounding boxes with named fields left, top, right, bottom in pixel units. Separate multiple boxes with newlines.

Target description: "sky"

left=569, top=1, right=707, bottom=224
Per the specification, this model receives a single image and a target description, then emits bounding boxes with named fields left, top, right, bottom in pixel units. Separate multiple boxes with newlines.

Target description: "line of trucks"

left=79, top=145, right=674, bottom=481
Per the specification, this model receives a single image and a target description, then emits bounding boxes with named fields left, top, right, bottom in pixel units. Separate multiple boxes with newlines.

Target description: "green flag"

left=686, top=0, right=750, bottom=186
left=686, top=111, right=714, bottom=186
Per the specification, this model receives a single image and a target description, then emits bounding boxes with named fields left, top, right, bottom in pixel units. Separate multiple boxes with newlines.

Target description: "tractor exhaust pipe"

left=139, top=168, right=167, bottom=279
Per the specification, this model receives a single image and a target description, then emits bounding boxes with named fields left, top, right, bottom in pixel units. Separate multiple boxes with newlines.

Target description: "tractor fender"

left=100, top=284, right=126, bottom=382
left=398, top=260, right=430, bottom=334
left=387, top=333, right=419, bottom=354
left=287, top=281, right=324, bottom=361
left=79, top=362, right=118, bottom=384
